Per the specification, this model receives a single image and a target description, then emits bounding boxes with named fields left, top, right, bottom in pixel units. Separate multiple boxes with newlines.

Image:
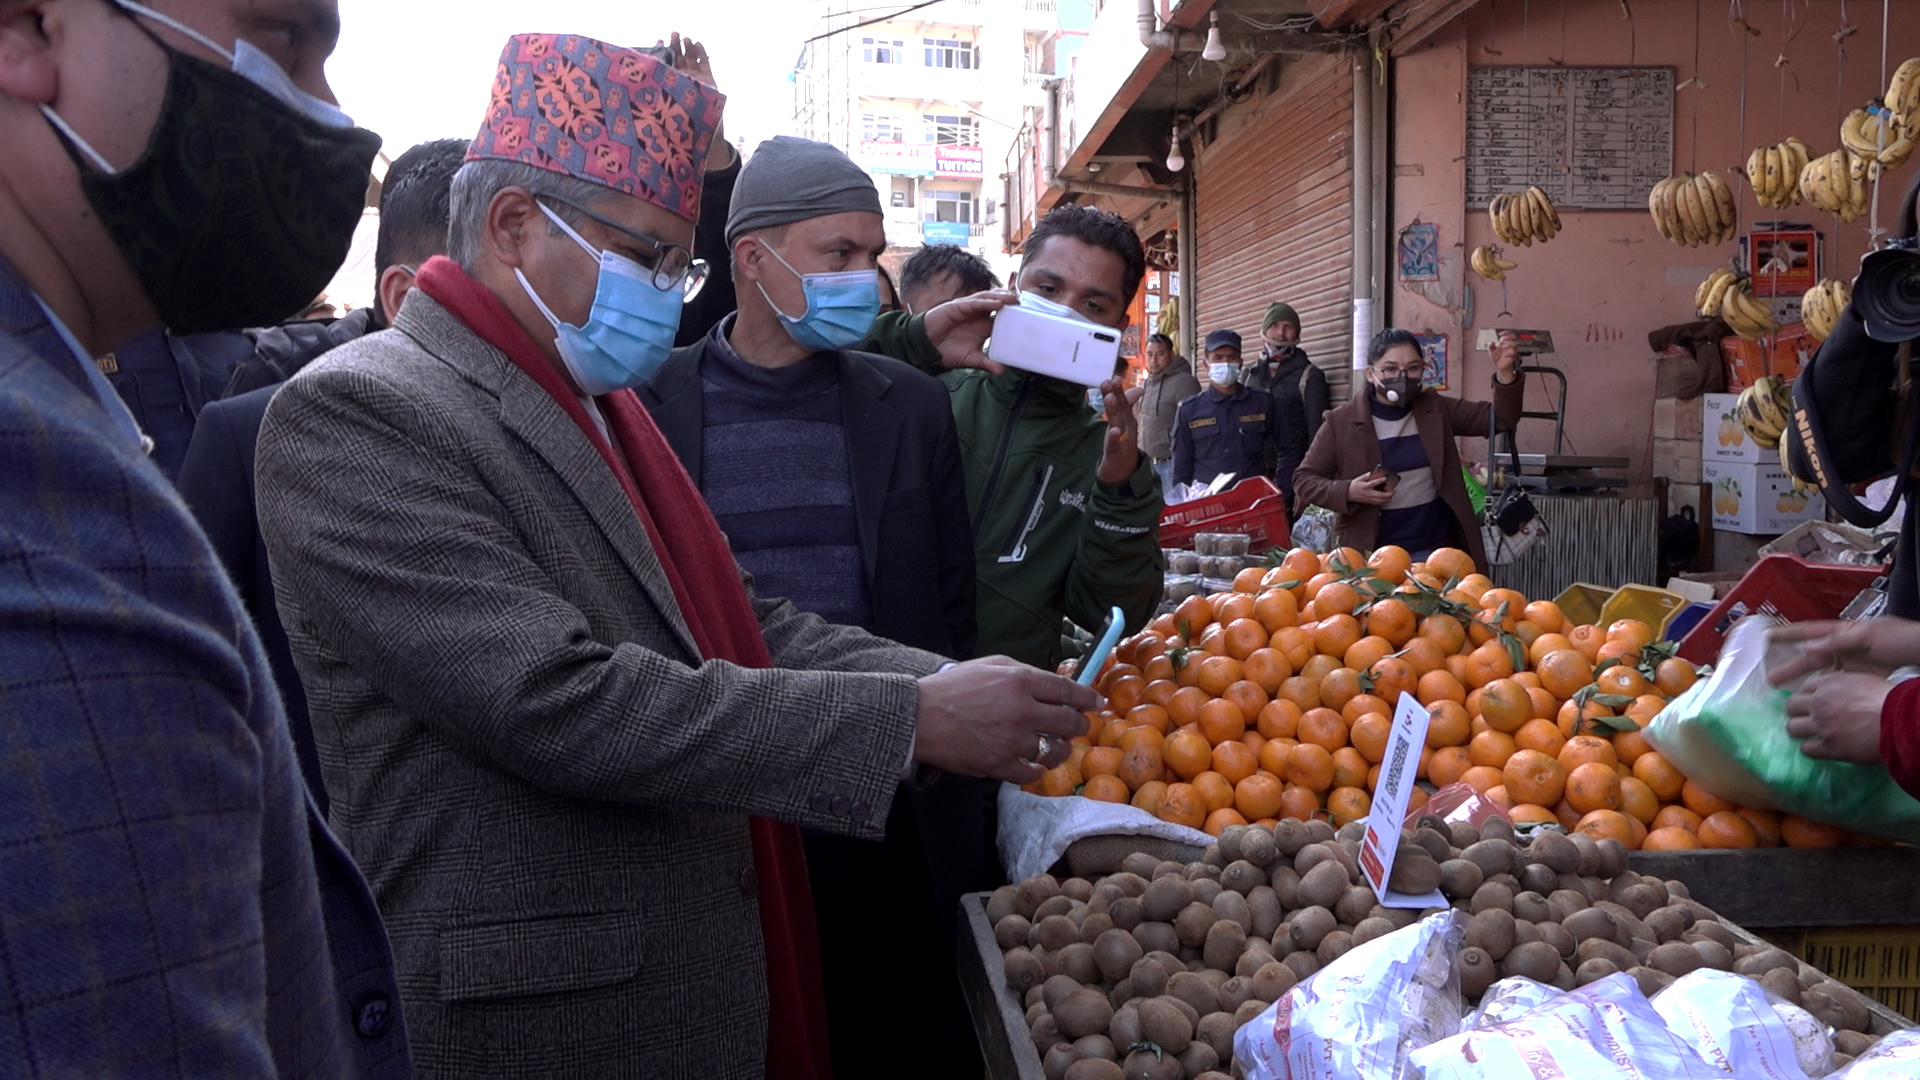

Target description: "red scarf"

left=415, top=257, right=832, bottom=1080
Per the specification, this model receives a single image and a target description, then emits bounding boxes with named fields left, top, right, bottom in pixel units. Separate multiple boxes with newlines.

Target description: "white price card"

left=1360, top=692, right=1448, bottom=908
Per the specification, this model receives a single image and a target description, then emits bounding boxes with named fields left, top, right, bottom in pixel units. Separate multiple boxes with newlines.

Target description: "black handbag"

left=1480, top=387, right=1547, bottom=564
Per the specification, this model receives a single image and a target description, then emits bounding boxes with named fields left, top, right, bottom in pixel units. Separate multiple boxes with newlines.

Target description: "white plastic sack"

left=1467, top=976, right=1562, bottom=1030
left=1234, top=910, right=1465, bottom=1080
left=996, top=785, right=1209, bottom=883
left=1410, top=972, right=1729, bottom=1080
left=1651, top=968, right=1830, bottom=1079
left=1830, top=1030, right=1920, bottom=1077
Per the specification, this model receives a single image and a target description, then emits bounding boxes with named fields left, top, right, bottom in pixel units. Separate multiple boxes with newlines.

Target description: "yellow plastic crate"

left=1554, top=583, right=1615, bottom=628
left=1762, top=926, right=1920, bottom=1023
left=1598, top=583, right=1690, bottom=636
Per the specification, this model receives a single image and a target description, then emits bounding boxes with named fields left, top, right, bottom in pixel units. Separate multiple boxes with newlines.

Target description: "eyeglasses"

left=1374, top=364, right=1422, bottom=378
left=539, top=196, right=709, bottom=303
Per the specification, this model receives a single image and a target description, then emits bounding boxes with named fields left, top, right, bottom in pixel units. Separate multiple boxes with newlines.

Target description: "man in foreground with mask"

left=639, top=135, right=986, bottom=1078
left=253, top=35, right=1103, bottom=1079
left=0, top=0, right=408, bottom=1075
left=860, top=204, right=1165, bottom=669
left=1240, top=302, right=1329, bottom=513
left=1172, top=328, right=1281, bottom=492
left=1294, top=328, right=1522, bottom=568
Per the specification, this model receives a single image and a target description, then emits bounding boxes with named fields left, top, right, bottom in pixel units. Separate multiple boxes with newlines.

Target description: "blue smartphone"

left=1075, top=606, right=1127, bottom=687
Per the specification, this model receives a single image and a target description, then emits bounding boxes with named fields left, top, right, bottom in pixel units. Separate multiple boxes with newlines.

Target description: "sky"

left=319, top=0, right=824, bottom=306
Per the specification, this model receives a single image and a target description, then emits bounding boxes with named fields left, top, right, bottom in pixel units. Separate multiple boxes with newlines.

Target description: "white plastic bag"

left=1234, top=910, right=1465, bottom=1080
left=1410, top=972, right=1729, bottom=1080
left=1466, top=976, right=1562, bottom=1030
left=1651, top=968, right=1831, bottom=1079
left=1829, top=1030, right=1920, bottom=1077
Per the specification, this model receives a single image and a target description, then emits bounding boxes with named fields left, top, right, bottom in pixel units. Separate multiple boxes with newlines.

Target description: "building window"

left=927, top=114, right=980, bottom=146
left=861, top=113, right=907, bottom=143
left=928, top=189, right=976, bottom=224
left=862, top=37, right=906, bottom=64
left=923, top=38, right=976, bottom=70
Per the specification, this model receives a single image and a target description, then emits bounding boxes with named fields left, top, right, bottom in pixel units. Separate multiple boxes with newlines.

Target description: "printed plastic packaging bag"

left=1466, top=976, right=1561, bottom=1030
left=1292, top=506, right=1335, bottom=552
left=1645, top=617, right=1920, bottom=843
left=1410, top=972, right=1728, bottom=1080
left=1830, top=1030, right=1920, bottom=1077
left=1234, top=910, right=1465, bottom=1080
left=1651, top=968, right=1832, bottom=1079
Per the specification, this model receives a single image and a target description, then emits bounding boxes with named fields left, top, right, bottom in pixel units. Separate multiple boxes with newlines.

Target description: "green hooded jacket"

left=863, top=313, right=1164, bottom=669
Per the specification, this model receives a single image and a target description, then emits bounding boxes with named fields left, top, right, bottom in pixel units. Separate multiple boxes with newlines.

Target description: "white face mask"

left=1018, top=290, right=1092, bottom=323
left=1209, top=362, right=1237, bottom=387
left=1087, top=387, right=1106, bottom=412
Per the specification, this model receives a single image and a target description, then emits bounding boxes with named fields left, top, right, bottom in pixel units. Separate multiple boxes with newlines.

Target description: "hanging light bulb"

left=1202, top=12, right=1227, bottom=62
left=1165, top=122, right=1185, bottom=173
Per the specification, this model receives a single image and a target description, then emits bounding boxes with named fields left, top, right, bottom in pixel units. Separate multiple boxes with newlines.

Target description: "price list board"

left=1467, top=66, right=1673, bottom=210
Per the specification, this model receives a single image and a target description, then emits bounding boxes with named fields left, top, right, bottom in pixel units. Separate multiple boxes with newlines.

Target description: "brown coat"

left=1292, top=376, right=1526, bottom=571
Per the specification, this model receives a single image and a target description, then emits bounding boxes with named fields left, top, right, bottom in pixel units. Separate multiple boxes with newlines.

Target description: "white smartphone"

left=986, top=303, right=1124, bottom=386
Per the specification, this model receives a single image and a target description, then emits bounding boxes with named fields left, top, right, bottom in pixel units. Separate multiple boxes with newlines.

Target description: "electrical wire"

left=803, top=0, right=947, bottom=44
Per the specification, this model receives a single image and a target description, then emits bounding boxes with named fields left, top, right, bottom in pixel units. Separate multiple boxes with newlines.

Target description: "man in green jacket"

left=861, top=206, right=1163, bottom=669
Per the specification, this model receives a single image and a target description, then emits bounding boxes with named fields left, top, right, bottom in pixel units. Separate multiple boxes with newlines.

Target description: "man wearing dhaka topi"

left=253, top=32, right=1101, bottom=1080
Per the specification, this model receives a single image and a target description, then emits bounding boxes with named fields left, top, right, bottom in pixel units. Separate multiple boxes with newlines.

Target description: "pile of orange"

left=1032, top=543, right=1868, bottom=851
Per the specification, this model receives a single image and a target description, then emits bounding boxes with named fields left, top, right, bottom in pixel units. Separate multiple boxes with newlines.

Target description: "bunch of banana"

left=1800, top=148, right=1870, bottom=222
left=1649, top=171, right=1737, bottom=247
left=1469, top=244, right=1519, bottom=281
left=1839, top=104, right=1914, bottom=175
left=1889, top=57, right=1920, bottom=138
left=1777, top=427, right=1817, bottom=492
left=1735, top=375, right=1793, bottom=451
left=1800, top=278, right=1852, bottom=342
left=1489, top=186, right=1561, bottom=246
left=1697, top=271, right=1779, bottom=340
left=1745, top=138, right=1811, bottom=208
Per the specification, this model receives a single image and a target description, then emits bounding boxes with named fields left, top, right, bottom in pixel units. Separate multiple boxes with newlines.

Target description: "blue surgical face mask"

left=756, top=241, right=880, bottom=351
left=517, top=203, right=683, bottom=396
left=1087, top=387, right=1106, bottom=413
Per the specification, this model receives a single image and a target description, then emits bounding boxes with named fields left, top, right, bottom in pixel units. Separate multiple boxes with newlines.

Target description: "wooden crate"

left=960, top=888, right=1916, bottom=1079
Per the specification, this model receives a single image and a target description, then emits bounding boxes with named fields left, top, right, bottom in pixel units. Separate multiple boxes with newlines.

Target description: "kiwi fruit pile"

left=990, top=814, right=1894, bottom=1080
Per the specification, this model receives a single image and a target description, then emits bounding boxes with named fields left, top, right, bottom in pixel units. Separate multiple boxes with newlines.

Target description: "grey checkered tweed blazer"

left=255, top=292, right=943, bottom=1079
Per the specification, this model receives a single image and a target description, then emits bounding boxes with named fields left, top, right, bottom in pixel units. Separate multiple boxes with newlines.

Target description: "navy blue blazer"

left=178, top=384, right=327, bottom=816
left=0, top=266, right=410, bottom=1078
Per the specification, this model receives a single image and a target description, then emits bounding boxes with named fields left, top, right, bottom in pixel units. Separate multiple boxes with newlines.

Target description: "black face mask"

left=1374, top=374, right=1419, bottom=406
left=46, top=8, right=381, bottom=334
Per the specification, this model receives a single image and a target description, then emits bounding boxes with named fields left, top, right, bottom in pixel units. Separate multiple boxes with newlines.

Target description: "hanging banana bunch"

left=1839, top=104, right=1914, bottom=177
left=1889, top=58, right=1920, bottom=139
left=1649, top=171, right=1737, bottom=247
left=1745, top=138, right=1811, bottom=208
left=1800, top=278, right=1852, bottom=342
left=1695, top=269, right=1778, bottom=340
left=1489, top=186, right=1561, bottom=246
left=1735, top=375, right=1794, bottom=452
left=1800, top=148, right=1870, bottom=222
left=1469, top=244, right=1518, bottom=281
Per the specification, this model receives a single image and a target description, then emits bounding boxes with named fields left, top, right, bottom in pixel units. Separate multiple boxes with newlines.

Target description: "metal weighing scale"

left=1473, top=328, right=1629, bottom=493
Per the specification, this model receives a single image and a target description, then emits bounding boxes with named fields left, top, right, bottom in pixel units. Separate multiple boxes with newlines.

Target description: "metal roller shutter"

left=1193, top=54, right=1355, bottom=401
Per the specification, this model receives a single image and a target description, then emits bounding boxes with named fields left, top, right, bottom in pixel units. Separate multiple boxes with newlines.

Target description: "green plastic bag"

left=1463, top=466, right=1487, bottom=517
left=1646, top=617, right=1920, bottom=843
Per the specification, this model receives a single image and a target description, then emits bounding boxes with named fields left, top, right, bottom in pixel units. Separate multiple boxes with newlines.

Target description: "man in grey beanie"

left=1241, top=300, right=1329, bottom=513
left=637, top=135, right=988, bottom=1079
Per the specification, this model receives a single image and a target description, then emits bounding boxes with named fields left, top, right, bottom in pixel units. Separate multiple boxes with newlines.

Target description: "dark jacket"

left=177, top=385, right=328, bottom=816
left=640, top=335, right=977, bottom=659
left=1136, top=354, right=1201, bottom=461
left=675, top=156, right=740, bottom=348
left=0, top=261, right=410, bottom=1079
left=641, top=328, right=986, bottom=1079
left=862, top=312, right=1164, bottom=669
left=1242, top=346, right=1332, bottom=465
left=223, top=307, right=383, bottom=398
left=1172, top=383, right=1280, bottom=487
left=1294, top=376, right=1526, bottom=571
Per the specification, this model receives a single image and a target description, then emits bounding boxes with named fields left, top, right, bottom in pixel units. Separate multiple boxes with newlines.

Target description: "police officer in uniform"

left=1172, top=329, right=1281, bottom=490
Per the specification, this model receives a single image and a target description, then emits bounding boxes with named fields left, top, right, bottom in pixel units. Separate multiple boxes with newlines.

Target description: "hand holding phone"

left=1350, top=468, right=1396, bottom=507
left=986, top=301, right=1123, bottom=387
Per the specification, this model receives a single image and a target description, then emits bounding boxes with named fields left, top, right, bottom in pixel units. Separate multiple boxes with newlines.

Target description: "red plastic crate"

left=1161, top=478, right=1292, bottom=552
left=1675, top=554, right=1886, bottom=665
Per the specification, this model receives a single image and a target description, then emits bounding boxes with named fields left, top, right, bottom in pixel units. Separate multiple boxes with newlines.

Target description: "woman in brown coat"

left=1293, top=329, right=1524, bottom=570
